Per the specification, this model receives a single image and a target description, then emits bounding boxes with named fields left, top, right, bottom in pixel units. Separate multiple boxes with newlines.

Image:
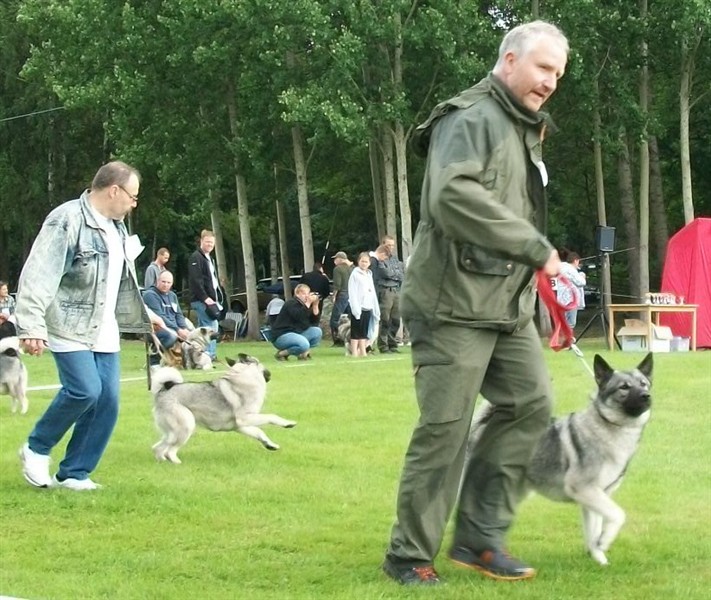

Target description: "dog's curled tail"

left=150, top=366, right=184, bottom=396
left=0, top=335, right=21, bottom=355
left=467, top=399, right=495, bottom=455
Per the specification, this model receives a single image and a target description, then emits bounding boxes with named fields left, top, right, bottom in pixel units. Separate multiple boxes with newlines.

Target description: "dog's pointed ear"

left=636, top=352, right=653, bottom=382
left=593, top=354, right=614, bottom=386
left=226, top=357, right=236, bottom=367
left=238, top=353, right=249, bottom=363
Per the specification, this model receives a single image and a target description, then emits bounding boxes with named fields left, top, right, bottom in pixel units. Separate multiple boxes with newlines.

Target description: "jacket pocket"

left=459, top=244, right=513, bottom=276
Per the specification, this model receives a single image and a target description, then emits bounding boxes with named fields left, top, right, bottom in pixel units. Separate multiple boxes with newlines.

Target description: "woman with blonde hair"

left=347, top=252, right=380, bottom=357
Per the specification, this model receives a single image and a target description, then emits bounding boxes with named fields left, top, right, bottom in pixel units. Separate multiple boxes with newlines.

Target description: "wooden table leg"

left=692, top=309, right=697, bottom=351
left=607, top=306, right=615, bottom=350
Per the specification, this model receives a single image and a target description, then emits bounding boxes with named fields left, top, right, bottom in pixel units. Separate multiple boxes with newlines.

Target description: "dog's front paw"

left=590, top=548, right=609, bottom=566
left=284, top=420, right=297, bottom=429
left=262, top=441, right=280, bottom=451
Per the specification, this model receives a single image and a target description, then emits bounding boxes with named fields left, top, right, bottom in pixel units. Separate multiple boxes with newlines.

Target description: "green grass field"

left=1, top=338, right=710, bottom=599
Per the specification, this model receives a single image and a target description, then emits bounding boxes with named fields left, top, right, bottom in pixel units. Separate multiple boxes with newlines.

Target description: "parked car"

left=228, top=275, right=304, bottom=313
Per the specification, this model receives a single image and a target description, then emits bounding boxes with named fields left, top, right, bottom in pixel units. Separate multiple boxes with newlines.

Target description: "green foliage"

left=0, top=339, right=709, bottom=598
left=2, top=0, right=710, bottom=288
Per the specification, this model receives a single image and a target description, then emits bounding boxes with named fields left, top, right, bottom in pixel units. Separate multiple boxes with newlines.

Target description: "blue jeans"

left=273, top=327, right=322, bottom=356
left=154, top=328, right=179, bottom=349
left=565, top=309, right=579, bottom=328
left=329, top=292, right=350, bottom=331
left=191, top=301, right=218, bottom=358
left=28, top=351, right=120, bottom=481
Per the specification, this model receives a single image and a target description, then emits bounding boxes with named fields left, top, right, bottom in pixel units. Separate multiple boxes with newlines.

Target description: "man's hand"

left=21, top=338, right=48, bottom=357
left=542, top=249, right=561, bottom=276
left=308, top=293, right=320, bottom=313
left=176, top=328, right=190, bottom=340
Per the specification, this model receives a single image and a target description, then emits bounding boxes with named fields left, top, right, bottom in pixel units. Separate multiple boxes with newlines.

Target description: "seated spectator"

left=0, top=280, right=17, bottom=338
left=142, top=270, right=191, bottom=365
left=270, top=284, right=322, bottom=361
left=265, top=295, right=285, bottom=327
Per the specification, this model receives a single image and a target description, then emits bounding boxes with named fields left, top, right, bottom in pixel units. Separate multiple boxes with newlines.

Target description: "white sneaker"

left=19, top=443, right=52, bottom=488
left=52, top=475, right=102, bottom=491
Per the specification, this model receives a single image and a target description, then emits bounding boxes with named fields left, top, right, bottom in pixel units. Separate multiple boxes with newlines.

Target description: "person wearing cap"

left=329, top=251, right=354, bottom=345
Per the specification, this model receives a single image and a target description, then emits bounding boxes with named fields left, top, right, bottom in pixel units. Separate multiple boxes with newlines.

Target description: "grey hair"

left=91, top=160, right=141, bottom=191
left=493, top=20, right=569, bottom=71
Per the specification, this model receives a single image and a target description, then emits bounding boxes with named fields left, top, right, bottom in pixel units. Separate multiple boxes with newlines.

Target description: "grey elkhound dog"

left=150, top=353, right=296, bottom=464
left=181, top=326, right=219, bottom=370
left=469, top=353, right=653, bottom=565
left=0, top=336, right=29, bottom=414
left=337, top=312, right=379, bottom=356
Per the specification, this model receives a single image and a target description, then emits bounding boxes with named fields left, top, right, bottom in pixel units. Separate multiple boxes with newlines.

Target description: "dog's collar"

left=594, top=402, right=622, bottom=427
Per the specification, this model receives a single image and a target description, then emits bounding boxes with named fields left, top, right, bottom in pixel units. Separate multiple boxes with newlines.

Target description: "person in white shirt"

left=15, top=161, right=152, bottom=491
left=347, top=252, right=381, bottom=357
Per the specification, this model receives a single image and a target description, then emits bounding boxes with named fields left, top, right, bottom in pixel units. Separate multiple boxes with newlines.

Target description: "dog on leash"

left=181, top=327, right=218, bottom=370
left=468, top=353, right=653, bottom=565
left=0, top=336, right=29, bottom=414
left=151, top=327, right=217, bottom=371
left=150, top=353, right=296, bottom=464
left=337, top=313, right=379, bottom=356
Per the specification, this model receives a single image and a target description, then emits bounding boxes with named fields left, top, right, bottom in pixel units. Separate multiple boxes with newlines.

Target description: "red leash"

left=536, top=270, right=576, bottom=351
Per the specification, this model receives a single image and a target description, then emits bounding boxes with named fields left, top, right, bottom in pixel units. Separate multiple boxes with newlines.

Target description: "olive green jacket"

left=402, top=74, right=555, bottom=331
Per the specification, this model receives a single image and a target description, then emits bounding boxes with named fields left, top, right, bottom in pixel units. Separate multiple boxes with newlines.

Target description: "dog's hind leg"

left=153, top=405, right=196, bottom=464
left=9, top=381, right=28, bottom=415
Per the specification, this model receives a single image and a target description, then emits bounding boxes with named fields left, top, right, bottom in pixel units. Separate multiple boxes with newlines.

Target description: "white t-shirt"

left=50, top=208, right=124, bottom=353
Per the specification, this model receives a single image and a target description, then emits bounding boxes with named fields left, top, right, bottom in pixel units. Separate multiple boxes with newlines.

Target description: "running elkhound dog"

left=150, top=353, right=296, bottom=464
left=469, top=353, right=653, bottom=565
left=0, top=336, right=29, bottom=414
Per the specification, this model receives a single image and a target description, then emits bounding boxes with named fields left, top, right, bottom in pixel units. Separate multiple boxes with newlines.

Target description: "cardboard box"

left=617, top=319, right=673, bottom=352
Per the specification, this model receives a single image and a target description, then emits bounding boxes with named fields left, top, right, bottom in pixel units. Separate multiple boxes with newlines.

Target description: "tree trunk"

left=269, top=220, right=279, bottom=282
left=390, top=11, right=412, bottom=261
left=368, top=133, right=385, bottom=241
left=679, top=37, right=698, bottom=225
left=291, top=123, right=314, bottom=272
left=227, top=84, right=259, bottom=339
left=208, top=181, right=229, bottom=291
left=381, top=124, right=397, bottom=243
left=276, top=200, right=292, bottom=300
left=637, top=0, right=650, bottom=301
left=592, top=84, right=612, bottom=308
left=393, top=121, right=413, bottom=261
left=648, top=136, right=669, bottom=269
left=617, top=130, right=641, bottom=300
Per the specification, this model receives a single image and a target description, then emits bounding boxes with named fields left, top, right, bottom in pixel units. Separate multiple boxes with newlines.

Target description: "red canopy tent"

left=659, top=218, right=711, bottom=348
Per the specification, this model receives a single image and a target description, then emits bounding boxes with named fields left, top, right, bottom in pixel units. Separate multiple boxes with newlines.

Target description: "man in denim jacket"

left=15, top=160, right=151, bottom=491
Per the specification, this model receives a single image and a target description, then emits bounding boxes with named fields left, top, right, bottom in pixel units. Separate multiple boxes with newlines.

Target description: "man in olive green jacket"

left=383, top=21, right=568, bottom=586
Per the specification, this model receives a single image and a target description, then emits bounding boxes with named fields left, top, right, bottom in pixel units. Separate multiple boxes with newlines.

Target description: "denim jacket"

left=15, top=191, right=151, bottom=346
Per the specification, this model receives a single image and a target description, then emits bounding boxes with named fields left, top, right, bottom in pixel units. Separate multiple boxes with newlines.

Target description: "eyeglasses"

left=117, top=184, right=139, bottom=203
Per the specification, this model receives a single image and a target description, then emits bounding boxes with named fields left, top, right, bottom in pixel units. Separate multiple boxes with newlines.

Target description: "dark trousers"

left=377, top=287, right=400, bottom=351
left=386, top=320, right=552, bottom=564
left=329, top=292, right=350, bottom=332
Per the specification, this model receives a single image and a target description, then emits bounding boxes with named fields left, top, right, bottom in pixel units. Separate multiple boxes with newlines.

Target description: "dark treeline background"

left=1, top=0, right=709, bottom=337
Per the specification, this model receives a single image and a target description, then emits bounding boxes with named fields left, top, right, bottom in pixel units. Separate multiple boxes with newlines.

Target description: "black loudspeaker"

left=595, top=226, right=616, bottom=253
